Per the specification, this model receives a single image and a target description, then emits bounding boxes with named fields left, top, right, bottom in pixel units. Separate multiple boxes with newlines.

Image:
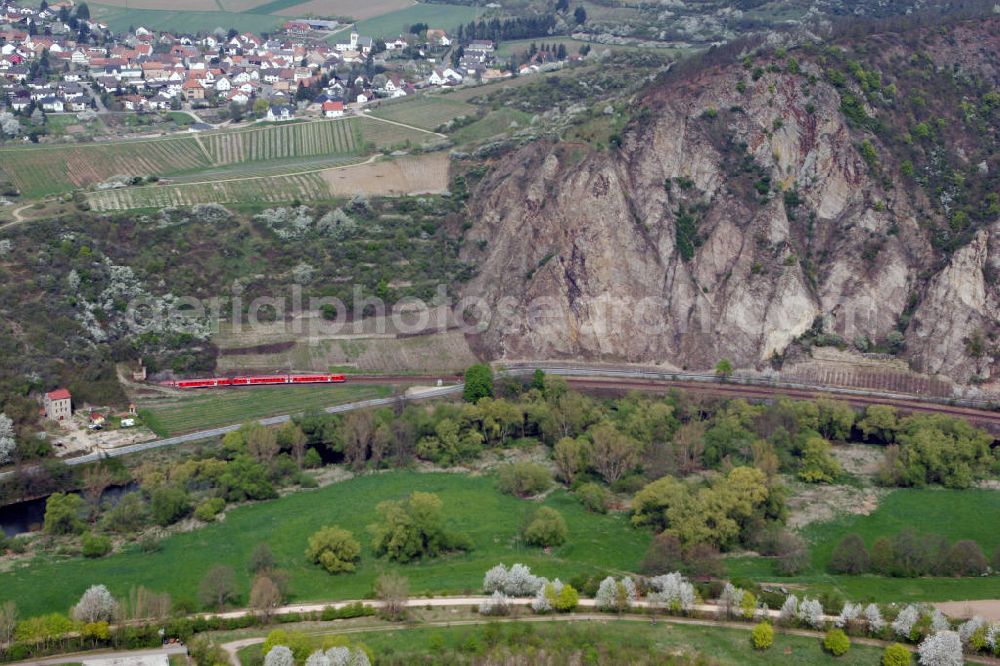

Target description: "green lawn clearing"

left=352, top=3, right=483, bottom=39
left=0, top=472, right=651, bottom=618
left=138, top=384, right=392, bottom=436
left=370, top=96, right=476, bottom=131
left=237, top=618, right=886, bottom=666
left=728, top=488, right=1000, bottom=603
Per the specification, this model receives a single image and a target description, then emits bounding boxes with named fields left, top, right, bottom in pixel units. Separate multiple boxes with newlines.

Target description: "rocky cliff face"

left=461, top=20, right=1000, bottom=387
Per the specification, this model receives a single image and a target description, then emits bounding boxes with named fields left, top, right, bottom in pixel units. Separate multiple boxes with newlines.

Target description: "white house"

left=266, top=104, right=294, bottom=121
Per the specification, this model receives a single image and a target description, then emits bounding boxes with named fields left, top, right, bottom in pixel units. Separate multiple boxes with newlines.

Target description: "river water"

left=0, top=483, right=138, bottom=536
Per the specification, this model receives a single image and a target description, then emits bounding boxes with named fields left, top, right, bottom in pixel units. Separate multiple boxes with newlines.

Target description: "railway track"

left=3, top=364, right=999, bottom=480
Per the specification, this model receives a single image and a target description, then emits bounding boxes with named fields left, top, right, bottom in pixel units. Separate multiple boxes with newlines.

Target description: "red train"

left=162, top=374, right=347, bottom=389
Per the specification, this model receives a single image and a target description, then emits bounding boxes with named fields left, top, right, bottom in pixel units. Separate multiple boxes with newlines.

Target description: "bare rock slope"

left=462, top=20, right=1000, bottom=388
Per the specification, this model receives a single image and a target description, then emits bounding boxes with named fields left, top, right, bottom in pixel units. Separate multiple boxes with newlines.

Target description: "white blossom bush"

left=0, top=112, right=21, bottom=137
left=264, top=646, right=294, bottom=666
left=256, top=206, right=315, bottom=239
left=483, top=564, right=508, bottom=593
left=190, top=203, right=232, bottom=224
left=317, top=208, right=357, bottom=238
left=863, top=604, right=885, bottom=634
left=531, top=585, right=552, bottom=614
left=482, top=563, right=544, bottom=597
left=931, top=609, right=951, bottom=633
left=918, top=631, right=963, bottom=666
left=797, top=598, right=824, bottom=628
left=292, top=262, right=315, bottom=284
left=325, top=647, right=351, bottom=666
left=835, top=602, right=861, bottom=629
left=958, top=617, right=985, bottom=646
left=0, top=413, right=15, bottom=465
left=893, top=605, right=922, bottom=639
left=779, top=595, right=799, bottom=625
left=479, top=590, right=511, bottom=616
left=986, top=623, right=1000, bottom=652
left=72, top=584, right=118, bottom=623
left=0, top=239, right=11, bottom=255
left=304, top=650, right=331, bottom=666
left=595, top=576, right=636, bottom=611
left=646, top=572, right=695, bottom=613
left=719, top=583, right=744, bottom=617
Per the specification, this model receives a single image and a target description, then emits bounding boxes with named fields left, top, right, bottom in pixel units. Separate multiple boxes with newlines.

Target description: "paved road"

left=12, top=645, right=186, bottom=666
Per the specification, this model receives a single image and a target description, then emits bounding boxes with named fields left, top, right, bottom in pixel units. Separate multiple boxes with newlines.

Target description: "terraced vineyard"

left=0, top=135, right=209, bottom=198
left=88, top=169, right=336, bottom=211
left=2, top=116, right=434, bottom=199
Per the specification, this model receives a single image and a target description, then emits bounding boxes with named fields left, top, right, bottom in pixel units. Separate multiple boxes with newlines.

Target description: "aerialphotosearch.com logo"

left=121, top=282, right=687, bottom=341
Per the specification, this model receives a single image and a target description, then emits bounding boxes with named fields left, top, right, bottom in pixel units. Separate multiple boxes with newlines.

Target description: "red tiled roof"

left=47, top=388, right=71, bottom=400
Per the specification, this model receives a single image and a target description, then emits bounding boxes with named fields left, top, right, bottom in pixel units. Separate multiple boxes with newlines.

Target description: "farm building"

left=44, top=388, right=71, bottom=422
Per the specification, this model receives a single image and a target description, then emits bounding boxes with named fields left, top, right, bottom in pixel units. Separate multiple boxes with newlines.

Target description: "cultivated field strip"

left=87, top=170, right=333, bottom=210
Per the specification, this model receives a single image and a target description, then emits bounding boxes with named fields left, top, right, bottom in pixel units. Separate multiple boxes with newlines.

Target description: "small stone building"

left=44, top=388, right=72, bottom=422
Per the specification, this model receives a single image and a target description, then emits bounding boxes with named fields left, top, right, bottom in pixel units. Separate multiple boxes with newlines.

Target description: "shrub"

left=830, top=534, right=870, bottom=574
left=553, top=584, right=579, bottom=612
left=752, top=622, right=774, bottom=650
left=81, top=532, right=112, bottom=558
left=194, top=497, right=225, bottom=522
left=647, top=572, right=695, bottom=613
left=369, top=491, right=471, bottom=562
left=150, top=486, right=191, bottom=526
left=946, top=540, right=988, bottom=576
left=496, top=462, right=553, bottom=497
left=575, top=482, right=610, bottom=513
left=305, top=526, right=361, bottom=574
left=522, top=507, right=567, bottom=547
left=917, top=631, right=962, bottom=666
left=824, top=628, right=851, bottom=656
left=882, top=643, right=912, bottom=666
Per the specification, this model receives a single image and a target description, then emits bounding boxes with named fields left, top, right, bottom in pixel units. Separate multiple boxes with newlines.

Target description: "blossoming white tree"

left=917, top=631, right=963, bottom=666
left=779, top=595, right=799, bottom=625
left=893, top=605, right=921, bottom=639
left=264, top=646, right=294, bottom=666
left=863, top=604, right=885, bottom=633
left=797, top=598, right=824, bottom=628
left=646, top=572, right=695, bottom=613
left=0, top=414, right=14, bottom=465
left=71, top=585, right=118, bottom=623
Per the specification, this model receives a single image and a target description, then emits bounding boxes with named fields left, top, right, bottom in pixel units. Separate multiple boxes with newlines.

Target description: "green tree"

left=305, top=526, right=361, bottom=574
left=798, top=436, right=841, bottom=483
left=575, top=482, right=610, bottom=513
left=871, top=536, right=894, bottom=574
left=496, top=462, right=552, bottom=497
left=523, top=507, right=568, bottom=547
left=573, top=6, right=587, bottom=23
left=463, top=364, right=494, bottom=403
left=830, top=533, right=870, bottom=574
left=197, top=564, right=239, bottom=611
left=150, top=485, right=190, bottom=526
left=752, top=622, right=773, bottom=650
left=588, top=423, right=639, bottom=484
left=823, top=628, right=850, bottom=656
left=43, top=492, right=84, bottom=535
left=714, top=358, right=734, bottom=379
left=369, top=491, right=469, bottom=562
left=252, top=98, right=269, bottom=118
left=859, top=405, right=898, bottom=443
left=882, top=643, right=912, bottom=666
left=553, top=437, right=590, bottom=484
left=81, top=532, right=112, bottom=558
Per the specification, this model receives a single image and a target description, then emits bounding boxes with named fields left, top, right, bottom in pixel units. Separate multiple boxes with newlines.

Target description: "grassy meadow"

left=728, top=488, right=1000, bottom=603
left=351, top=3, right=484, bottom=39
left=138, top=384, right=392, bottom=436
left=0, top=473, right=651, bottom=617
left=238, top=620, right=888, bottom=665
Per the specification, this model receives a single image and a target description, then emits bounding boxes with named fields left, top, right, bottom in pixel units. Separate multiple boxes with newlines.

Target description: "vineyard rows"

left=88, top=171, right=332, bottom=210
left=1, top=117, right=414, bottom=199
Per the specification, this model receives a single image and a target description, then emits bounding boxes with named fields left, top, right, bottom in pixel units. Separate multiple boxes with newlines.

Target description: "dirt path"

left=935, top=600, right=1000, bottom=621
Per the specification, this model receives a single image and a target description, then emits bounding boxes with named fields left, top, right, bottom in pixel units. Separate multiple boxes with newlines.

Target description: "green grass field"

left=89, top=3, right=284, bottom=34
left=139, top=384, right=392, bottom=436
left=727, top=488, right=1000, bottom=603
left=0, top=473, right=651, bottom=617
left=352, top=3, right=483, bottom=38
left=370, top=96, right=476, bottom=131
left=450, top=107, right=532, bottom=144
